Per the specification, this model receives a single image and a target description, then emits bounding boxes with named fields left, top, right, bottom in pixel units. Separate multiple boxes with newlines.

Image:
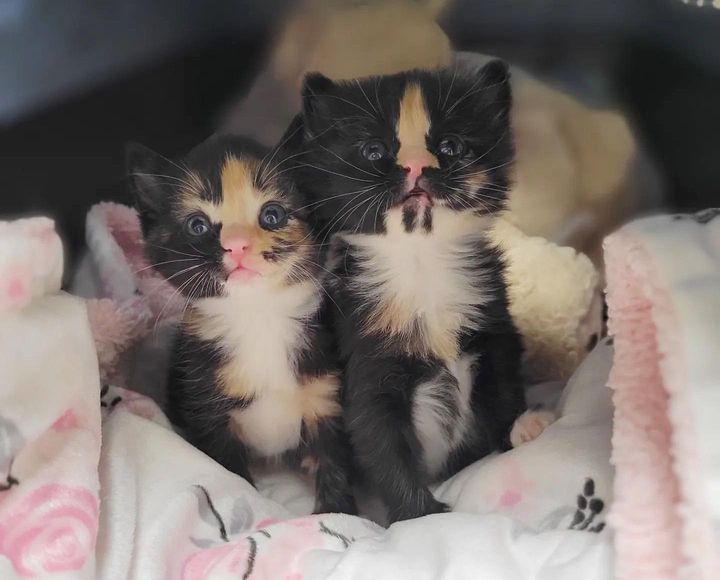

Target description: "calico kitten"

left=290, top=61, right=552, bottom=522
left=128, top=135, right=357, bottom=515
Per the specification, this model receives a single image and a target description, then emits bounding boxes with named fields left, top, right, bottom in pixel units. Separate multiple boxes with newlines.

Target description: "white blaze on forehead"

left=396, top=83, right=439, bottom=170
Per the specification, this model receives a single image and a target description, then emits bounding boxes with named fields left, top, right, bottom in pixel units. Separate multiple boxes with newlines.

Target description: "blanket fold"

left=605, top=208, right=720, bottom=580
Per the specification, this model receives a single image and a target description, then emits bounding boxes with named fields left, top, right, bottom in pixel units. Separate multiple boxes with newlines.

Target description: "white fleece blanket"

left=0, top=217, right=613, bottom=579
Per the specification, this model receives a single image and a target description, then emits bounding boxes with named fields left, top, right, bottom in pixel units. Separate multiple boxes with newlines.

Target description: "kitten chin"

left=288, top=61, right=527, bottom=523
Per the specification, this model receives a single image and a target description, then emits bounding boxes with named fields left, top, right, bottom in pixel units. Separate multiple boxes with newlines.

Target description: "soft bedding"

left=1, top=217, right=614, bottom=579
left=605, top=209, right=720, bottom=580
left=5, top=208, right=718, bottom=579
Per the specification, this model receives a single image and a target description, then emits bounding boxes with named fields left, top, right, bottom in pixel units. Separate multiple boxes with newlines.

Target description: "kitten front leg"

left=475, top=330, right=528, bottom=451
left=185, top=414, right=255, bottom=486
left=311, top=415, right=358, bottom=515
left=345, top=353, right=449, bottom=523
left=168, top=334, right=256, bottom=485
left=168, top=379, right=255, bottom=485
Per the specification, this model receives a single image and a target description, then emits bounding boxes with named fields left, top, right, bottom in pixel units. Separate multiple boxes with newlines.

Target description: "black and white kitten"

left=290, top=61, right=552, bottom=522
left=128, top=135, right=357, bottom=515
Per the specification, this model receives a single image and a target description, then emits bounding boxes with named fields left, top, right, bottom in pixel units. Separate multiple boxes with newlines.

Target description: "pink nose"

left=223, top=236, right=250, bottom=269
left=403, top=160, right=428, bottom=185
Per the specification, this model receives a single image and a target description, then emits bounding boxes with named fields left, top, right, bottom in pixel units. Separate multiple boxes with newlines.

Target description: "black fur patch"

left=422, top=206, right=433, bottom=233
left=402, top=205, right=417, bottom=232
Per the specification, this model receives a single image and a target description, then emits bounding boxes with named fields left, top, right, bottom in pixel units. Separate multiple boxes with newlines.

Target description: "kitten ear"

left=300, top=72, right=338, bottom=135
left=125, top=142, right=174, bottom=220
left=475, top=59, right=513, bottom=125
left=302, top=73, right=336, bottom=109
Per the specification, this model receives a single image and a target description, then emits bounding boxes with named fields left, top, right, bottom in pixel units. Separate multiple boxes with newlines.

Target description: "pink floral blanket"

left=0, top=216, right=614, bottom=579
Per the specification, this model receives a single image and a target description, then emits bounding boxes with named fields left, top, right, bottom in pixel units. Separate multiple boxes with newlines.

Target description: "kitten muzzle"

left=403, top=188, right=432, bottom=206
left=399, top=179, right=434, bottom=209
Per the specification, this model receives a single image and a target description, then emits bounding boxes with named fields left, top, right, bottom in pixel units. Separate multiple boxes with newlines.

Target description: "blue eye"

left=186, top=214, right=210, bottom=236
left=259, top=202, right=288, bottom=230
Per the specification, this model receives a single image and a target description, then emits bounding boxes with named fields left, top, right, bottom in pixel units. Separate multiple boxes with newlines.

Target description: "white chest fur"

left=193, top=280, right=320, bottom=458
left=343, top=209, right=493, bottom=360
left=413, top=353, right=477, bottom=477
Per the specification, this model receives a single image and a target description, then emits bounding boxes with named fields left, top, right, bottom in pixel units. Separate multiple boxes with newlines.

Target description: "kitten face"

left=128, top=135, right=315, bottom=298
left=292, top=60, right=514, bottom=235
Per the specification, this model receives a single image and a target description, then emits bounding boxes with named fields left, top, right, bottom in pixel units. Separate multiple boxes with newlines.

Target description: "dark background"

left=1, top=0, right=718, bottom=266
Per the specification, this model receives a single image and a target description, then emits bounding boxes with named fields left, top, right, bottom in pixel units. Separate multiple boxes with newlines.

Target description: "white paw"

left=510, top=410, right=556, bottom=448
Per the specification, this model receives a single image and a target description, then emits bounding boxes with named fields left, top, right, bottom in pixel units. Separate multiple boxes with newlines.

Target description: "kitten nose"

left=223, top=236, right=250, bottom=269
left=402, top=160, right=427, bottom=184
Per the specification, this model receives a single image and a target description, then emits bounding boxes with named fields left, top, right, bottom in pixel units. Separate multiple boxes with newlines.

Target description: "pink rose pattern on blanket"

left=183, top=515, right=353, bottom=580
left=0, top=405, right=100, bottom=578
left=181, top=485, right=358, bottom=579
left=0, top=484, right=98, bottom=577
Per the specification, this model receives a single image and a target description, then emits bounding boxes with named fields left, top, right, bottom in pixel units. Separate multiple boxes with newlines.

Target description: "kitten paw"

left=314, top=494, right=359, bottom=516
left=510, top=410, right=556, bottom=447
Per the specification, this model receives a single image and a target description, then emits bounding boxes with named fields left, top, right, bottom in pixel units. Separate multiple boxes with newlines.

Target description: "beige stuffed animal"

left=490, top=218, right=603, bottom=383
left=273, top=0, right=452, bottom=85
left=221, top=0, right=453, bottom=144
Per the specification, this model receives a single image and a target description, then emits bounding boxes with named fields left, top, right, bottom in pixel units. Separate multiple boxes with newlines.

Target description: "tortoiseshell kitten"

left=128, top=135, right=357, bottom=515
left=289, top=61, right=552, bottom=522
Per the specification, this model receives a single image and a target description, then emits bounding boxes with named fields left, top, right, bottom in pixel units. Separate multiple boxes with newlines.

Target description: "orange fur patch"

left=174, top=155, right=311, bottom=285
left=396, top=83, right=439, bottom=170
left=300, top=373, right=342, bottom=435
left=217, top=364, right=258, bottom=400
left=363, top=301, right=462, bottom=362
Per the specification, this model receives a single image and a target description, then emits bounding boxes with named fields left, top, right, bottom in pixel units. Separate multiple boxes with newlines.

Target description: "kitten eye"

left=259, top=202, right=288, bottom=231
left=361, top=140, right=388, bottom=162
left=438, top=135, right=465, bottom=157
left=186, top=214, right=211, bottom=236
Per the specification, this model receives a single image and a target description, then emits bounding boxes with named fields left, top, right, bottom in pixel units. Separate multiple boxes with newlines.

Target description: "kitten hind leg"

left=310, top=416, right=358, bottom=515
left=346, top=355, right=449, bottom=523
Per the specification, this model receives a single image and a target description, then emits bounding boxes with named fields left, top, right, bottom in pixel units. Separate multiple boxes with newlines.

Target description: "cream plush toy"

left=490, top=218, right=603, bottom=383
